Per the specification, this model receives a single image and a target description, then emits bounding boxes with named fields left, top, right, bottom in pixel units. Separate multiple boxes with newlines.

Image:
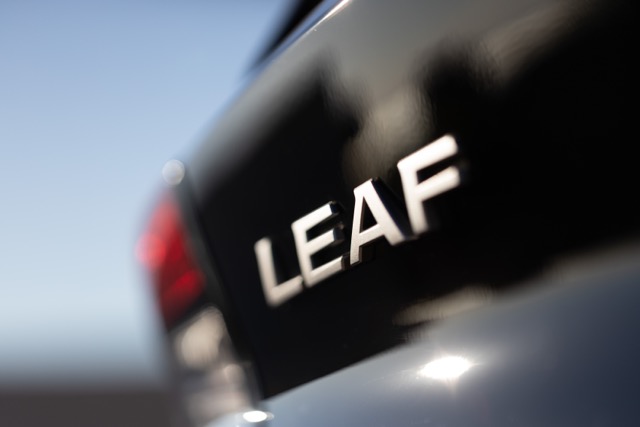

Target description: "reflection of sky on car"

left=0, top=0, right=290, bottom=388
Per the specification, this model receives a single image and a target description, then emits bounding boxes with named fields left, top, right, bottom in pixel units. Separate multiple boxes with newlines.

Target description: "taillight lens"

left=137, top=192, right=204, bottom=328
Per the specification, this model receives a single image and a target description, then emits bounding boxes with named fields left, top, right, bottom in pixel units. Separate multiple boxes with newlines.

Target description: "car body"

left=138, top=0, right=639, bottom=425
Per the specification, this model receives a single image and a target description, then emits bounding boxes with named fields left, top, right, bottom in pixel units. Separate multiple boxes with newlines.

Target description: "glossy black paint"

left=179, top=0, right=637, bottom=398
left=265, top=249, right=640, bottom=426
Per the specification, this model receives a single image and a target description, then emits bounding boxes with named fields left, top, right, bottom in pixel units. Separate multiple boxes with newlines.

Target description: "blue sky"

left=0, top=0, right=290, bottom=387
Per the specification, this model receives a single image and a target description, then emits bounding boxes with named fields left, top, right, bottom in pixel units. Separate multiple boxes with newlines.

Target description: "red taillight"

left=137, top=193, right=205, bottom=328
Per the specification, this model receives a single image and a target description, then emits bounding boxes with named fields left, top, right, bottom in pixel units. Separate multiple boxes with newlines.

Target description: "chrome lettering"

left=256, top=134, right=461, bottom=306
left=291, top=202, right=347, bottom=287
left=254, top=237, right=304, bottom=307
left=397, top=134, right=460, bottom=235
left=350, top=179, right=410, bottom=265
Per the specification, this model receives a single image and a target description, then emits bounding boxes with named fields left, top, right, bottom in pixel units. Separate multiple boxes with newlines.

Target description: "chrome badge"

left=255, top=134, right=461, bottom=306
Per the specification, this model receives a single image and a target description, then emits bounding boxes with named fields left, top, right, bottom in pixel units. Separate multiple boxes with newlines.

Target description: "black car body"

left=138, top=0, right=639, bottom=425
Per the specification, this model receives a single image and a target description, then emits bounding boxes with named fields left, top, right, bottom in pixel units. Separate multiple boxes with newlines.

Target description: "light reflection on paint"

left=319, top=0, right=350, bottom=25
left=395, top=287, right=493, bottom=326
left=419, top=356, right=472, bottom=381
left=242, top=410, right=272, bottom=423
left=176, top=309, right=224, bottom=370
left=162, top=159, right=185, bottom=186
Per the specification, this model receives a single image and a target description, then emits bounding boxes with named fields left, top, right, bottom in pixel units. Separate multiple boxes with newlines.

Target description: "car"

left=137, top=0, right=639, bottom=425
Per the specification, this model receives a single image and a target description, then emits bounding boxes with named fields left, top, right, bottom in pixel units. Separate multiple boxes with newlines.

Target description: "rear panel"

left=172, top=0, right=636, bottom=403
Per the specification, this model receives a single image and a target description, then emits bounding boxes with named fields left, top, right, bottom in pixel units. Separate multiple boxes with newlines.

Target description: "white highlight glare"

left=320, top=0, right=350, bottom=24
left=419, top=356, right=472, bottom=381
left=162, top=159, right=185, bottom=186
left=242, top=410, right=271, bottom=423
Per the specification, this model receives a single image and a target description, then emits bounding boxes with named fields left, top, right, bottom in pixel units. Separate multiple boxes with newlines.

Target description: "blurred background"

left=0, top=0, right=290, bottom=425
